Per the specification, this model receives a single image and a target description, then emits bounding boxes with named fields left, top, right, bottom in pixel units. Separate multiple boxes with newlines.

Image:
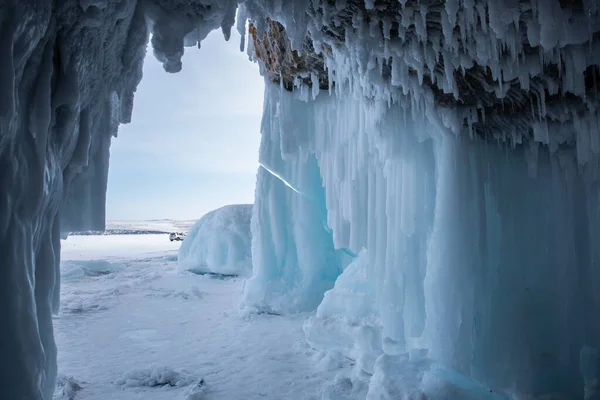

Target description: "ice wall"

left=0, top=2, right=149, bottom=398
left=0, top=1, right=237, bottom=399
left=252, top=82, right=600, bottom=398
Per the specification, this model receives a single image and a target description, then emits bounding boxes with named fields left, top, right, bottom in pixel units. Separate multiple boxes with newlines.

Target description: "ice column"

left=244, top=84, right=347, bottom=313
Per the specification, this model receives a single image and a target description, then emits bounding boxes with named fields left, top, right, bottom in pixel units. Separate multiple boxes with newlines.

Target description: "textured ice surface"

left=243, top=84, right=350, bottom=314
left=178, top=204, right=253, bottom=277
left=0, top=1, right=149, bottom=397
left=244, top=0, right=600, bottom=147
left=53, top=375, right=83, bottom=400
left=366, top=354, right=507, bottom=400
left=60, top=260, right=125, bottom=280
left=115, top=365, right=198, bottom=388
left=250, top=82, right=600, bottom=398
left=0, top=3, right=241, bottom=395
left=304, top=250, right=382, bottom=375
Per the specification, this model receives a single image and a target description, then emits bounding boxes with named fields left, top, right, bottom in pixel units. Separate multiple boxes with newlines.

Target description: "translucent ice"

left=249, top=82, right=600, bottom=398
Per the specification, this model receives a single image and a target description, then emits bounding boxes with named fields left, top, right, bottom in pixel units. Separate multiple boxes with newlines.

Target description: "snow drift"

left=60, top=260, right=124, bottom=280
left=304, top=250, right=382, bottom=375
left=178, top=204, right=253, bottom=277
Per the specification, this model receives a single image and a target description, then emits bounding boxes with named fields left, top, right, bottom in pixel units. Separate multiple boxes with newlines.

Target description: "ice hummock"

left=178, top=204, right=253, bottom=277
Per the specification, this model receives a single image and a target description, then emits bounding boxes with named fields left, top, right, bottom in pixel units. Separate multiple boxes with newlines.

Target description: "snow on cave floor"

left=54, top=234, right=360, bottom=400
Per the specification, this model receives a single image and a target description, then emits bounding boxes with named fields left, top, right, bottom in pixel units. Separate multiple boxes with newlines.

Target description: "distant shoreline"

left=68, top=230, right=170, bottom=236
left=66, top=220, right=197, bottom=236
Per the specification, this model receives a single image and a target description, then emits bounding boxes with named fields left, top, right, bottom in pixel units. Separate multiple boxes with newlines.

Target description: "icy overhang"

left=245, top=0, right=600, bottom=147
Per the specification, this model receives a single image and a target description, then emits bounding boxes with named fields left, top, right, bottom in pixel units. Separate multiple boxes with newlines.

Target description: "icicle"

left=236, top=4, right=247, bottom=52
left=310, top=72, right=320, bottom=100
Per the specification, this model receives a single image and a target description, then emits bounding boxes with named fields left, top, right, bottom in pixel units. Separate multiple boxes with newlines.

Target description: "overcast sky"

left=106, top=28, right=264, bottom=221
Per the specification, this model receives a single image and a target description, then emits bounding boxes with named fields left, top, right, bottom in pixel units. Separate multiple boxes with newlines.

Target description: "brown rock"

left=249, top=19, right=330, bottom=91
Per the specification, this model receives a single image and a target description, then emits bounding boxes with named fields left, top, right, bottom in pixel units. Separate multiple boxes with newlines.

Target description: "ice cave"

left=2, top=0, right=600, bottom=399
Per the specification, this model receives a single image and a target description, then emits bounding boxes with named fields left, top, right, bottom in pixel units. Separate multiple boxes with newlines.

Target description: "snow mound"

left=61, top=260, right=124, bottom=280
left=178, top=205, right=253, bottom=277
left=53, top=375, right=83, bottom=400
left=304, top=250, right=383, bottom=375
left=115, top=364, right=198, bottom=388
left=320, top=372, right=370, bottom=400
left=184, top=380, right=207, bottom=400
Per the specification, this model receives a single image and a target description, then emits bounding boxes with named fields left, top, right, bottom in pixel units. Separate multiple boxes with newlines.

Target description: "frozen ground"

left=55, top=232, right=363, bottom=400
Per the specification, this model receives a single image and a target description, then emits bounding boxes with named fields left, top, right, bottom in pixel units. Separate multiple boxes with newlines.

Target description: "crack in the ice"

left=258, top=162, right=309, bottom=198
left=259, top=162, right=357, bottom=258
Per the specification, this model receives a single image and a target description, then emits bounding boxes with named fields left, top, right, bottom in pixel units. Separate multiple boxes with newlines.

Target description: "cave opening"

left=53, top=25, right=273, bottom=398
left=105, top=30, right=262, bottom=221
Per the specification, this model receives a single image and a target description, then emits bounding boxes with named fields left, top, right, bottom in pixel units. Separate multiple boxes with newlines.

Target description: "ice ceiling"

left=2, top=0, right=600, bottom=399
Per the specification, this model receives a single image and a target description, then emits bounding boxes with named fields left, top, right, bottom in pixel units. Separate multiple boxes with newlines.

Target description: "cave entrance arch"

left=105, top=30, right=262, bottom=221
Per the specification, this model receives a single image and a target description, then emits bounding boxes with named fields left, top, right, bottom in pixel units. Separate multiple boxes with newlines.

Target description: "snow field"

left=55, top=233, right=359, bottom=400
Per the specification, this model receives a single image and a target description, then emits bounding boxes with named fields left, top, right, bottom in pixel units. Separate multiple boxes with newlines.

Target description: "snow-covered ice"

left=114, top=365, right=199, bottom=388
left=54, top=375, right=83, bottom=400
left=178, top=205, right=253, bottom=277
left=104, top=220, right=196, bottom=234
left=55, top=231, right=358, bottom=400
left=304, top=250, right=382, bottom=376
